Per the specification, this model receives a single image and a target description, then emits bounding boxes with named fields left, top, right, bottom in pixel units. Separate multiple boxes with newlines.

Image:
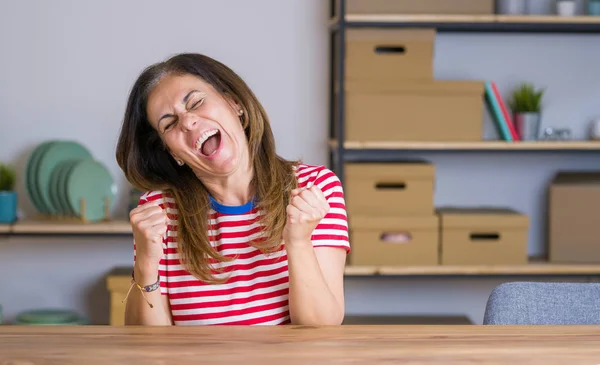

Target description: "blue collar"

left=209, top=195, right=256, bottom=215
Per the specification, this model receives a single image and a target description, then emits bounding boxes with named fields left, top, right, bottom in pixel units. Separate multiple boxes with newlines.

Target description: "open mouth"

left=195, top=129, right=222, bottom=157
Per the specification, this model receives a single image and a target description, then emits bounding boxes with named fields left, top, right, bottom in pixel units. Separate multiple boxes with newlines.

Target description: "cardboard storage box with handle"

left=345, top=162, right=435, bottom=216
left=349, top=215, right=440, bottom=266
left=339, top=0, right=495, bottom=15
left=345, top=28, right=435, bottom=83
left=438, top=207, right=529, bottom=265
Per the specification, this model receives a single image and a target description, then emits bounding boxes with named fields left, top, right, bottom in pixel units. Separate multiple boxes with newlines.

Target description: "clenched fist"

left=129, top=200, right=168, bottom=269
left=283, top=186, right=330, bottom=246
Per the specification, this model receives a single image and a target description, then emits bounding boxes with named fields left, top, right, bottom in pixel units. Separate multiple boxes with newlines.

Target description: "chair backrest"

left=483, top=281, right=600, bottom=325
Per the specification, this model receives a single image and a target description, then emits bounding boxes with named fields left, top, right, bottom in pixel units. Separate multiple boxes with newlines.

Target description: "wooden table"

left=1, top=325, right=599, bottom=364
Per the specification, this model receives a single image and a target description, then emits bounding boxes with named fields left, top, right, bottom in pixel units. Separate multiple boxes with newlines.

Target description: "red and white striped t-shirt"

left=133, top=164, right=350, bottom=325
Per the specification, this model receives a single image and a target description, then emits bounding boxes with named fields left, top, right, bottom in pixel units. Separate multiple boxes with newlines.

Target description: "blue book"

left=484, top=81, right=513, bottom=142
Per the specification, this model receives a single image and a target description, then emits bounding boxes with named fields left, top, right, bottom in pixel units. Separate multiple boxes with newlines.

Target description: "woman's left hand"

left=283, top=186, right=330, bottom=246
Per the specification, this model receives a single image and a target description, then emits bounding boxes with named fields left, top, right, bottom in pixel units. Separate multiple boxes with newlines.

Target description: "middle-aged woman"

left=115, top=53, right=350, bottom=326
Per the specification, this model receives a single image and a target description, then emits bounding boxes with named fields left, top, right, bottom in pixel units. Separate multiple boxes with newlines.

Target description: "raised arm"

left=285, top=168, right=350, bottom=325
left=125, top=197, right=173, bottom=325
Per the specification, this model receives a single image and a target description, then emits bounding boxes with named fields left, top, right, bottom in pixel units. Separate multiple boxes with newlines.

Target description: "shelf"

left=330, top=14, right=600, bottom=33
left=330, top=140, right=600, bottom=151
left=9, top=219, right=132, bottom=235
left=0, top=224, right=10, bottom=234
left=344, top=262, right=600, bottom=277
left=108, top=262, right=600, bottom=280
left=495, top=15, right=600, bottom=23
left=344, top=265, right=379, bottom=276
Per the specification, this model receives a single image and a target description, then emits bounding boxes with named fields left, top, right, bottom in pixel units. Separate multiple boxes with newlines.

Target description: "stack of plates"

left=25, top=140, right=117, bottom=222
left=16, top=309, right=87, bottom=325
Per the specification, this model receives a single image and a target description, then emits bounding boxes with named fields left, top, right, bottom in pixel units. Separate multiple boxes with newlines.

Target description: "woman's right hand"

left=129, top=199, right=168, bottom=272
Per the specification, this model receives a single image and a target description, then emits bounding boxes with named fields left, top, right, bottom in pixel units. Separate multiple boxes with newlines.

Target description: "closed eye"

left=189, top=97, right=205, bottom=110
left=159, top=92, right=205, bottom=133
left=163, top=119, right=177, bottom=133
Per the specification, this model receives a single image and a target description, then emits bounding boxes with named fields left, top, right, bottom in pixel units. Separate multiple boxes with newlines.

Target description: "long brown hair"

left=116, top=53, right=298, bottom=283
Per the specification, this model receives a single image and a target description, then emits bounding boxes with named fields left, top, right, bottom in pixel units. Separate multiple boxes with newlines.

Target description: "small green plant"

left=509, top=83, right=545, bottom=113
left=0, top=164, right=16, bottom=191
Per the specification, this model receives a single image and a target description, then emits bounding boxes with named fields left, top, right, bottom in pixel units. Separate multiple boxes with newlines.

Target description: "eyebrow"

left=157, top=90, right=200, bottom=130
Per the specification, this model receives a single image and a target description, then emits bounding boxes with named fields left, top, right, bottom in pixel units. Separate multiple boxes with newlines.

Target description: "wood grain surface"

left=343, top=14, right=600, bottom=24
left=1, top=325, right=599, bottom=364
left=329, top=140, right=600, bottom=151
left=10, top=219, right=132, bottom=234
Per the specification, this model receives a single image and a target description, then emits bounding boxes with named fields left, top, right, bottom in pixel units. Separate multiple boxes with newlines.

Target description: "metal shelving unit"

left=328, top=0, right=600, bottom=186
left=328, top=0, right=600, bottom=276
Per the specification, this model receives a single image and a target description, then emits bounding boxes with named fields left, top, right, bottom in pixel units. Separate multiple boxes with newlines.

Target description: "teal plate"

left=48, top=161, right=68, bottom=216
left=66, top=160, right=116, bottom=222
left=16, top=309, right=86, bottom=325
left=58, top=159, right=82, bottom=216
left=25, top=141, right=56, bottom=214
left=36, top=141, right=93, bottom=215
left=49, top=160, right=78, bottom=216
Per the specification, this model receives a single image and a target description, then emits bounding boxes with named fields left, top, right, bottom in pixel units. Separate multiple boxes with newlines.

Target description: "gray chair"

left=483, top=282, right=600, bottom=325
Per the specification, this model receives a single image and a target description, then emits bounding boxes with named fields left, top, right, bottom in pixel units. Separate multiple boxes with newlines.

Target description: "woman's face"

left=146, top=73, right=248, bottom=179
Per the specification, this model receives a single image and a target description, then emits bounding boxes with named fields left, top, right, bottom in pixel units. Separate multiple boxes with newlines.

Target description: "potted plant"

left=0, top=163, right=17, bottom=223
left=509, top=83, right=545, bottom=141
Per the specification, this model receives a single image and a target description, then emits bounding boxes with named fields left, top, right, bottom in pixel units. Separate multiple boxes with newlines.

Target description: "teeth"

left=195, top=130, right=218, bottom=151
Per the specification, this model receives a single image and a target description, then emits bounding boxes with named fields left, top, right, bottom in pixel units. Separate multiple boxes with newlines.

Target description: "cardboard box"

left=549, top=172, right=600, bottom=263
left=344, top=79, right=485, bottom=142
left=438, top=207, right=529, bottom=265
left=346, top=28, right=435, bottom=83
left=349, top=215, right=439, bottom=266
left=345, top=162, right=435, bottom=216
left=340, top=0, right=495, bottom=15
left=106, top=267, right=132, bottom=325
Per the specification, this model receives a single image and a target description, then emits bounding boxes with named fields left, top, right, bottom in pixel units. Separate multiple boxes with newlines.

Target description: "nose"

left=179, top=112, right=197, bottom=132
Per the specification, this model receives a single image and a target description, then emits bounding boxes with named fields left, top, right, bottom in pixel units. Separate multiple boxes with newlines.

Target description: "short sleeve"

left=132, top=191, right=169, bottom=295
left=309, top=168, right=351, bottom=254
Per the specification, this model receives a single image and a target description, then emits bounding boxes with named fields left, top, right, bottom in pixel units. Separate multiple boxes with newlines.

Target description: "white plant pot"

left=557, top=0, right=576, bottom=16
left=589, top=118, right=600, bottom=140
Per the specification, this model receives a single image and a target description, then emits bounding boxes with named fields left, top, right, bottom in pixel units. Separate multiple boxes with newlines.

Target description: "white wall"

left=0, top=0, right=330, bottom=217
left=1, top=0, right=599, bottom=325
left=0, top=0, right=331, bottom=324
